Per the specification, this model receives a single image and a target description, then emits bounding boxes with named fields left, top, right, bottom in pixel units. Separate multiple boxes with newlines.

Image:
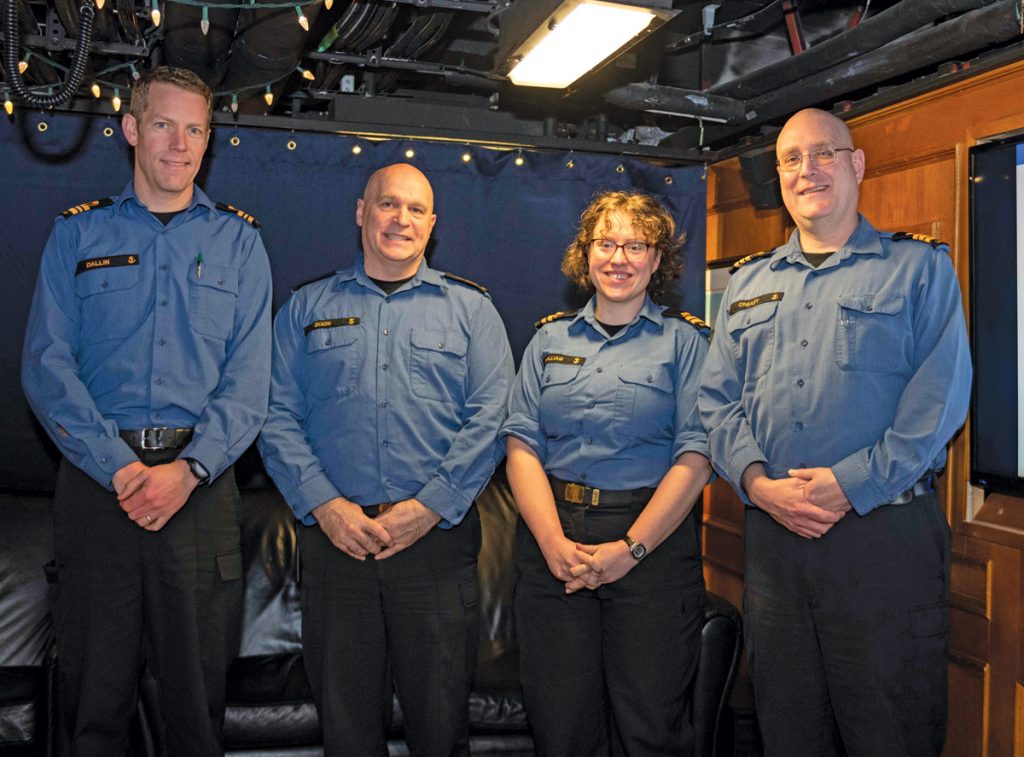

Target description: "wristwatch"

left=622, top=534, right=647, bottom=562
left=184, top=457, right=210, bottom=485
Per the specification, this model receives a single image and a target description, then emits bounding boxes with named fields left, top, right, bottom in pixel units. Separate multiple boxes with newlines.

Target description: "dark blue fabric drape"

left=1, top=111, right=705, bottom=491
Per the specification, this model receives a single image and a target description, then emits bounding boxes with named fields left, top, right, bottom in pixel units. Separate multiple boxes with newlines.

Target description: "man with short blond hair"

left=259, top=163, right=513, bottom=755
left=22, top=66, right=272, bottom=754
left=699, top=108, right=971, bottom=756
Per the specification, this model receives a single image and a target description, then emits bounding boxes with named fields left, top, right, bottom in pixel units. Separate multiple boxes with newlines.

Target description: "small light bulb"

left=4, top=95, right=13, bottom=116
left=297, top=65, right=315, bottom=81
left=295, top=6, right=308, bottom=30
left=112, top=89, right=122, bottom=112
left=150, top=0, right=161, bottom=26
left=325, top=0, right=332, bottom=9
left=263, top=86, right=274, bottom=107
left=514, top=155, right=525, bottom=167
left=404, top=148, right=415, bottom=159
left=230, top=93, right=238, bottom=113
left=95, top=0, right=105, bottom=9
left=129, top=63, right=140, bottom=81
left=200, top=5, right=209, bottom=35
left=18, top=56, right=29, bottom=75
left=91, top=82, right=101, bottom=98
left=461, top=151, right=471, bottom=163
left=352, top=144, right=362, bottom=155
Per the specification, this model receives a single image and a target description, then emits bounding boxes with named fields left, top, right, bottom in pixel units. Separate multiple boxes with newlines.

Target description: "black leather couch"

left=0, top=468, right=741, bottom=756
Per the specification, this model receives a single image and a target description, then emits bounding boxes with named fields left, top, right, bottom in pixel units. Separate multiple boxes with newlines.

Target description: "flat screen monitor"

left=970, top=136, right=1024, bottom=496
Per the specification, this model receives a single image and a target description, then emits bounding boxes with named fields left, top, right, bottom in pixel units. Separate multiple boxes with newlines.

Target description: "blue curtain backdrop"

left=1, top=110, right=706, bottom=491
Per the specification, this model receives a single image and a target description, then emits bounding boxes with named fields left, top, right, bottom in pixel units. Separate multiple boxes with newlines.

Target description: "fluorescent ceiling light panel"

left=508, top=3, right=657, bottom=89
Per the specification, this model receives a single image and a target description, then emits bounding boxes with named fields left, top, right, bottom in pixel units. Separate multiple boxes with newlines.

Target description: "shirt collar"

left=113, top=181, right=213, bottom=215
left=341, top=257, right=444, bottom=294
left=772, top=214, right=883, bottom=269
left=571, top=294, right=662, bottom=334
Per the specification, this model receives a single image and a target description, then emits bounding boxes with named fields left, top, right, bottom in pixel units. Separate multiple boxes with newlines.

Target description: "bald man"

left=259, top=164, right=514, bottom=755
left=698, top=109, right=971, bottom=756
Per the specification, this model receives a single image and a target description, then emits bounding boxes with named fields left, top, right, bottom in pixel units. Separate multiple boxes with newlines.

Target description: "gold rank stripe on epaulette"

left=729, top=249, right=772, bottom=274
left=544, top=353, right=586, bottom=366
left=304, top=317, right=360, bottom=335
left=75, top=254, right=140, bottom=276
left=534, top=310, right=577, bottom=329
left=441, top=272, right=488, bottom=294
left=60, top=197, right=113, bottom=218
left=215, top=201, right=261, bottom=228
left=291, top=270, right=337, bottom=292
left=891, top=231, right=945, bottom=249
left=662, top=308, right=711, bottom=333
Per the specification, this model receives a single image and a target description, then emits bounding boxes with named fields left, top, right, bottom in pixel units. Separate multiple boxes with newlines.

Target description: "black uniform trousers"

left=744, top=491, right=950, bottom=757
left=514, top=495, right=705, bottom=757
left=297, top=506, right=481, bottom=757
left=48, top=453, right=243, bottom=757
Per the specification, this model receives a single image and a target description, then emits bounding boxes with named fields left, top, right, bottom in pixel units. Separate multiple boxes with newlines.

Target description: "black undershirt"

left=369, top=275, right=414, bottom=295
left=597, top=320, right=626, bottom=337
left=151, top=209, right=185, bottom=226
left=803, top=251, right=835, bottom=268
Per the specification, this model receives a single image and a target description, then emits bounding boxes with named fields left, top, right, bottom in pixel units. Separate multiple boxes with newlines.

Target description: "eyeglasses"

left=589, top=239, right=652, bottom=259
left=776, top=147, right=854, bottom=172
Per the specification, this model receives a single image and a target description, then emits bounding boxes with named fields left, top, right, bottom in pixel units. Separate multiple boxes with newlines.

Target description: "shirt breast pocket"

left=539, top=362, right=582, bottom=437
left=409, top=329, right=468, bottom=403
left=304, top=327, right=361, bottom=401
left=727, top=300, right=778, bottom=382
left=189, top=264, right=238, bottom=340
left=615, top=364, right=674, bottom=439
left=835, top=293, right=907, bottom=373
left=74, top=265, right=142, bottom=344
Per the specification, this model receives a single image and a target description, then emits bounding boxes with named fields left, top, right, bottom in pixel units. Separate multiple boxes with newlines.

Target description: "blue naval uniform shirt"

left=257, top=258, right=514, bottom=528
left=698, top=215, right=972, bottom=516
left=21, top=182, right=273, bottom=488
left=501, top=295, right=710, bottom=490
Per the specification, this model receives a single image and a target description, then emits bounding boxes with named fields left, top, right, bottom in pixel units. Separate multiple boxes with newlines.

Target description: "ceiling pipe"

left=603, top=82, right=749, bottom=124
left=661, top=0, right=1022, bottom=149
left=709, top=0, right=998, bottom=100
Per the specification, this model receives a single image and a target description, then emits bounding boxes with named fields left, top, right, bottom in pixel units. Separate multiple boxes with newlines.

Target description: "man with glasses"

left=258, top=163, right=513, bottom=755
left=699, top=108, right=971, bottom=756
left=22, top=66, right=272, bottom=754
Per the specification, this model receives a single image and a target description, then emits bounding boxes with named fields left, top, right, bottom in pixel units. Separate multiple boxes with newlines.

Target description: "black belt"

left=889, top=475, right=935, bottom=506
left=119, top=427, right=194, bottom=451
left=548, top=476, right=655, bottom=508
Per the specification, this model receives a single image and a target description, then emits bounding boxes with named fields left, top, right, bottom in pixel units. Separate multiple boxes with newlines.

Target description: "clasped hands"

left=313, top=496, right=440, bottom=560
left=113, top=459, right=198, bottom=532
left=540, top=536, right=637, bottom=595
left=745, top=465, right=853, bottom=538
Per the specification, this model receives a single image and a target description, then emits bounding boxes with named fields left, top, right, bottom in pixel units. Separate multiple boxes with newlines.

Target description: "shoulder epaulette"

left=291, top=269, right=336, bottom=292
left=441, top=272, right=488, bottom=294
left=534, top=310, right=577, bottom=329
left=60, top=197, right=113, bottom=218
left=891, top=231, right=945, bottom=249
left=662, top=308, right=711, bottom=339
left=216, top=201, right=261, bottom=228
left=729, top=249, right=772, bottom=274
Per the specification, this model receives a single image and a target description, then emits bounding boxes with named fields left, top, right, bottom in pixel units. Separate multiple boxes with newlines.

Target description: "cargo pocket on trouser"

left=903, top=600, right=949, bottom=747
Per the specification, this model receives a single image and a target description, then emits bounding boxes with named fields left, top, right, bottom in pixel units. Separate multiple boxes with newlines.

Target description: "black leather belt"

left=119, top=427, right=194, bottom=451
left=549, top=476, right=655, bottom=508
left=889, top=475, right=935, bottom=506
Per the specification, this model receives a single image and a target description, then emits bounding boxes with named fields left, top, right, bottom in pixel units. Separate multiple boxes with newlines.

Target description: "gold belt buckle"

left=563, top=482, right=599, bottom=506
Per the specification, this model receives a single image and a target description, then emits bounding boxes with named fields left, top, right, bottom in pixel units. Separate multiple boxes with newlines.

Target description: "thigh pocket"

left=216, top=550, right=244, bottom=581
left=909, top=601, right=948, bottom=638
left=189, top=264, right=238, bottom=340
left=835, top=292, right=907, bottom=373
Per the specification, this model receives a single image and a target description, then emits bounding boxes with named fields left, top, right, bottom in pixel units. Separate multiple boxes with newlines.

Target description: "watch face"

left=630, top=543, right=647, bottom=560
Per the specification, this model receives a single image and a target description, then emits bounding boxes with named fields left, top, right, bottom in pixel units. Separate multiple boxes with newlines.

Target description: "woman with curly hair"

left=501, top=190, right=712, bottom=755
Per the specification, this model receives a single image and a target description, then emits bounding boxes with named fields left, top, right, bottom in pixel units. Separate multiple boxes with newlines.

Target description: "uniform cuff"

left=289, top=473, right=343, bottom=526
left=180, top=437, right=229, bottom=484
left=86, top=437, right=140, bottom=490
left=831, top=454, right=886, bottom=516
left=726, top=444, right=767, bottom=504
left=417, top=475, right=472, bottom=528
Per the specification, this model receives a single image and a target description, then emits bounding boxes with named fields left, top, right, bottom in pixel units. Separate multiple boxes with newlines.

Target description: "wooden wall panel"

left=702, top=58, right=1024, bottom=754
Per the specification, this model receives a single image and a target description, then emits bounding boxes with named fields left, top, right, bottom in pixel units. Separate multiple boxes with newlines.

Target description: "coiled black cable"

left=4, top=0, right=96, bottom=108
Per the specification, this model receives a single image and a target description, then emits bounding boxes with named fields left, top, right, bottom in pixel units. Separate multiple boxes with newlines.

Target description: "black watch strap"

left=184, top=457, right=210, bottom=485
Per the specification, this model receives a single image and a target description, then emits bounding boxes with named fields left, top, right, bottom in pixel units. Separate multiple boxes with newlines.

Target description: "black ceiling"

left=4, top=0, right=1024, bottom=162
